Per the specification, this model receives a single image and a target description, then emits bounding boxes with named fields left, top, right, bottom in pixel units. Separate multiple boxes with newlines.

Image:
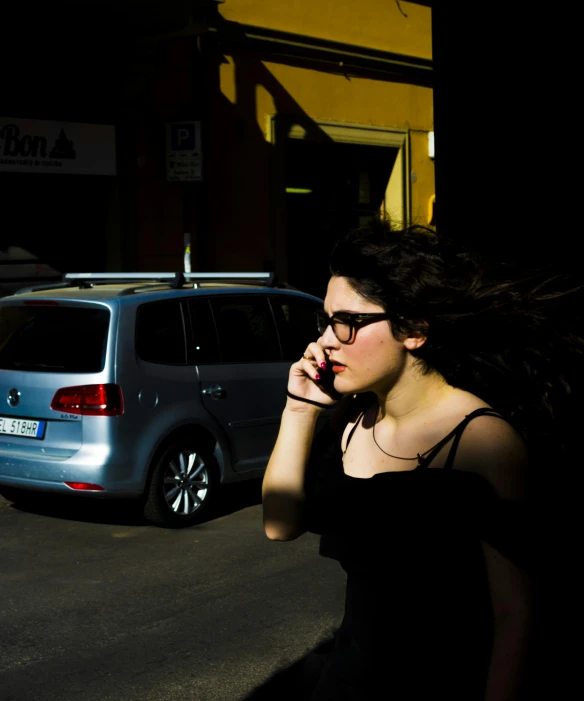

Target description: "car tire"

left=143, top=440, right=218, bottom=528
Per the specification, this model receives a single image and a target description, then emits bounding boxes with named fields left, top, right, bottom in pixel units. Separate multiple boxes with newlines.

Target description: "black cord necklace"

left=371, top=406, right=439, bottom=465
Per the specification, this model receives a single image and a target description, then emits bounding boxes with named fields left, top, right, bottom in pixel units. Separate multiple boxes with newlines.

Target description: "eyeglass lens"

left=316, top=312, right=351, bottom=342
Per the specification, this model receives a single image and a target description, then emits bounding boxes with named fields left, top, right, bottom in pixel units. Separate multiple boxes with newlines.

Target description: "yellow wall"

left=218, top=1, right=434, bottom=227
left=409, top=129, right=435, bottom=227
left=220, top=0, right=432, bottom=59
left=210, top=0, right=434, bottom=276
left=257, top=63, right=432, bottom=132
left=218, top=59, right=434, bottom=227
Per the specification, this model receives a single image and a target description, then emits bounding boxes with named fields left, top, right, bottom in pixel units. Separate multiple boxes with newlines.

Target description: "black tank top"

left=303, top=401, right=512, bottom=700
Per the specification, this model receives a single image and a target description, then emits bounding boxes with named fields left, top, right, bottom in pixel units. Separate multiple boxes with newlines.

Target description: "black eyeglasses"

left=316, top=310, right=390, bottom=344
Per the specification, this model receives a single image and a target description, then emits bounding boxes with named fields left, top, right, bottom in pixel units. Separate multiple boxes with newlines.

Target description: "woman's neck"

left=376, top=362, right=454, bottom=423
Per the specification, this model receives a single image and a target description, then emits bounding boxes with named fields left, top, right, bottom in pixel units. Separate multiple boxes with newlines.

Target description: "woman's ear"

left=404, top=334, right=427, bottom=351
left=402, top=320, right=429, bottom=350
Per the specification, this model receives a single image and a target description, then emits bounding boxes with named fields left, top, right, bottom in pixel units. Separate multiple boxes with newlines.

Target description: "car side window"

left=136, top=299, right=187, bottom=365
left=272, top=296, right=321, bottom=361
left=211, top=296, right=280, bottom=363
left=186, top=298, right=221, bottom=364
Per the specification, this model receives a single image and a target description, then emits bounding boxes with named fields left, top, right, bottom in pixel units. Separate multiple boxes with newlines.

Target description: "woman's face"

left=320, top=276, right=422, bottom=396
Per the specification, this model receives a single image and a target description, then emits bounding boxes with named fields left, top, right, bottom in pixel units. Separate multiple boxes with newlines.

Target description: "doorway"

left=278, top=122, right=408, bottom=298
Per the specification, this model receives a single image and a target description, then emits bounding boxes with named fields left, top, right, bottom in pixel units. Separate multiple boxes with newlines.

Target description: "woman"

left=262, top=219, right=582, bottom=700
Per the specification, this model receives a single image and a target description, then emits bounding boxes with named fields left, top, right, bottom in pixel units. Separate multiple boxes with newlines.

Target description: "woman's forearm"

left=262, top=406, right=322, bottom=541
left=485, top=611, right=532, bottom=701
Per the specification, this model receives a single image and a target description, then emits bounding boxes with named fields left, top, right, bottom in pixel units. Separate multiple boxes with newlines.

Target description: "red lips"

left=329, top=359, right=347, bottom=373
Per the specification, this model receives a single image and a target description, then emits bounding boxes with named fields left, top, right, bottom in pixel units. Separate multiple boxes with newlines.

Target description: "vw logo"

left=7, top=388, right=20, bottom=407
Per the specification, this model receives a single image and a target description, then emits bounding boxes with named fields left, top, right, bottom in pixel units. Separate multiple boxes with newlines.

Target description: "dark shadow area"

left=284, top=137, right=398, bottom=298
left=241, top=632, right=336, bottom=701
left=1, top=8, right=126, bottom=274
left=432, top=4, right=582, bottom=276
left=0, top=173, right=112, bottom=275
left=1, top=2, right=224, bottom=275
left=432, top=4, right=583, bottom=683
left=0, top=477, right=263, bottom=527
left=0, top=492, right=148, bottom=526
left=211, top=476, right=263, bottom=518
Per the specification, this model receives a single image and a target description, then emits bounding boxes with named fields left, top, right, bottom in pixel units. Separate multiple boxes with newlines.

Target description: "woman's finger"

left=302, top=342, right=328, bottom=372
left=299, top=354, right=322, bottom=381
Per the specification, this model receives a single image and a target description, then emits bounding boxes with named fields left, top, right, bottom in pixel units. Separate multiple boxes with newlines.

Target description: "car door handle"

left=202, top=384, right=226, bottom=399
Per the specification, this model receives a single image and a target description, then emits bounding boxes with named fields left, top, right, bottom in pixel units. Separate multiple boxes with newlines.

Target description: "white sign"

left=0, top=118, right=116, bottom=175
left=166, top=121, right=202, bottom=182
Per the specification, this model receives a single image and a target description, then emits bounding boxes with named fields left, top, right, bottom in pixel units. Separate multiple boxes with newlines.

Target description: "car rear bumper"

left=0, top=445, right=145, bottom=497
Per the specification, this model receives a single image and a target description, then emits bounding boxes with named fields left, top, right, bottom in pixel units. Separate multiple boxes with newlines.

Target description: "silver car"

left=0, top=272, right=324, bottom=527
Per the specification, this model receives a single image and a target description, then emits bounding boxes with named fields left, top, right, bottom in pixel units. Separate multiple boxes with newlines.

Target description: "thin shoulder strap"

left=420, top=407, right=505, bottom=470
left=344, top=410, right=366, bottom=453
left=442, top=408, right=506, bottom=471
left=339, top=394, right=375, bottom=454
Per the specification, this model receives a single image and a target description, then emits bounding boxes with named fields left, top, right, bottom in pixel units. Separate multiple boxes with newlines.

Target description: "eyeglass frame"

left=315, top=310, right=391, bottom=344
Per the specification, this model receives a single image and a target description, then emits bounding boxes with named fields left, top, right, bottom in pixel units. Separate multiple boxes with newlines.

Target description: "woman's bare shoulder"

left=434, top=388, right=527, bottom=498
left=455, top=410, right=528, bottom=499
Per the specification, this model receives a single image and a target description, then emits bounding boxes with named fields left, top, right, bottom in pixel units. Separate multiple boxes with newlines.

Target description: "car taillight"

left=64, top=482, right=105, bottom=491
left=51, top=384, right=124, bottom=416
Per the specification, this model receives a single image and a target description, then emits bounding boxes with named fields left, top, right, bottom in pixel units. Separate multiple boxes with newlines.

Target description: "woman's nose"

left=320, top=324, right=340, bottom=348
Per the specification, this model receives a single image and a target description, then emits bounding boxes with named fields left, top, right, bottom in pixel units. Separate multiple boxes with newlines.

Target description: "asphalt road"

left=0, top=483, right=346, bottom=701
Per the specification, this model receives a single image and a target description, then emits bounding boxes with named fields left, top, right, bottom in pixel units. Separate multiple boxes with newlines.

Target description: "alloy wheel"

left=162, top=450, right=209, bottom=516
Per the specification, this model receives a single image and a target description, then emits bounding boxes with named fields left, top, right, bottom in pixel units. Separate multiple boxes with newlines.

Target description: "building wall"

left=127, top=0, right=434, bottom=287
left=220, top=0, right=432, bottom=58
left=203, top=0, right=434, bottom=284
left=131, top=38, right=203, bottom=273
left=256, top=61, right=434, bottom=226
left=3, top=2, right=433, bottom=285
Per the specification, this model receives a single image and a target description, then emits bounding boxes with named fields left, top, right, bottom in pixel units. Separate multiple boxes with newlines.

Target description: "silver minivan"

left=0, top=272, right=324, bottom=527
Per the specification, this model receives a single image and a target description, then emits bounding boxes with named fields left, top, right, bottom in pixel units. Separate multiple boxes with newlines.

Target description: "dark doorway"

left=284, top=138, right=399, bottom=298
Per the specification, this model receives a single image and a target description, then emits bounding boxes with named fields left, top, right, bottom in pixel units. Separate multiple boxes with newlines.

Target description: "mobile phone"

left=317, top=360, right=344, bottom=401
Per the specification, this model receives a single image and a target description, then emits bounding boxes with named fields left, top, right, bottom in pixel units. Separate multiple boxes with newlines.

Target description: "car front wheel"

left=143, top=441, right=218, bottom=528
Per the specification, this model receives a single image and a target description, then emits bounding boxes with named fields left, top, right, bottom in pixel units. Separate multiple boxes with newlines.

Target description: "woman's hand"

left=286, top=340, right=339, bottom=412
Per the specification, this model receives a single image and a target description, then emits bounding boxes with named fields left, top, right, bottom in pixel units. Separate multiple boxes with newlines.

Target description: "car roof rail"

left=10, top=281, right=73, bottom=295
left=63, top=272, right=275, bottom=289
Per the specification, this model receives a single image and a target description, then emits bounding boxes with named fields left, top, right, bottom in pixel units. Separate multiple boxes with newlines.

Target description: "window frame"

left=183, top=296, right=221, bottom=366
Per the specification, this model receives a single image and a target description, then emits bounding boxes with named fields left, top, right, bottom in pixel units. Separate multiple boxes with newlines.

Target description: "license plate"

left=0, top=416, right=46, bottom=439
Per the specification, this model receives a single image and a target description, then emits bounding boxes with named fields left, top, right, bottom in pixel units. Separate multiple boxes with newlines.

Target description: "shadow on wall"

left=205, top=27, right=337, bottom=297
left=205, top=18, right=407, bottom=298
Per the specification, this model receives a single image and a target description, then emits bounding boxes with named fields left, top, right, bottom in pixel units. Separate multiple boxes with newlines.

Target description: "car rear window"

left=0, top=304, right=110, bottom=373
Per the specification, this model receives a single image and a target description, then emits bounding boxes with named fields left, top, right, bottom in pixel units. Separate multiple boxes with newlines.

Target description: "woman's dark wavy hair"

left=329, top=217, right=584, bottom=457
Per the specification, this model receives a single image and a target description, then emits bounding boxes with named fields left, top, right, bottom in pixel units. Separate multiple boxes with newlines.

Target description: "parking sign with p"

left=166, top=121, right=202, bottom=182
left=171, top=124, right=196, bottom=151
